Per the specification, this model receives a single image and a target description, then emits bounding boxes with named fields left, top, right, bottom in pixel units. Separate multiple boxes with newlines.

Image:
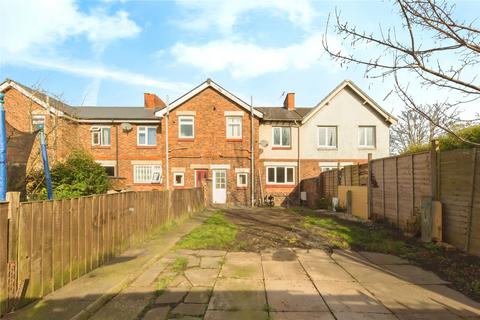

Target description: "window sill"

left=178, top=138, right=195, bottom=142
left=266, top=184, right=296, bottom=188
left=226, top=139, right=243, bottom=142
left=358, top=146, right=376, bottom=150
left=317, top=146, right=338, bottom=150
left=272, top=147, right=292, bottom=150
left=91, top=146, right=111, bottom=149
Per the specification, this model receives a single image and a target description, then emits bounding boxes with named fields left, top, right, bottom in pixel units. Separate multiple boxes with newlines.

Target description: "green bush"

left=27, top=149, right=110, bottom=200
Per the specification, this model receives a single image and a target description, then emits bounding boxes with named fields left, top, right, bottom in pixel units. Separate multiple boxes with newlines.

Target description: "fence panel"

left=470, top=149, right=480, bottom=255
left=0, top=203, right=8, bottom=316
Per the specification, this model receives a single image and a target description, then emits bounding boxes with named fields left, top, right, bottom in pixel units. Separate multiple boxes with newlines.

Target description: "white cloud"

left=13, top=55, right=190, bottom=93
left=0, top=0, right=140, bottom=55
left=170, top=34, right=343, bottom=79
left=174, top=0, right=317, bottom=33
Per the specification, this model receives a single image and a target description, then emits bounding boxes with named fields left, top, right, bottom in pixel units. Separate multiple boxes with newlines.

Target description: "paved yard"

left=92, top=247, right=479, bottom=320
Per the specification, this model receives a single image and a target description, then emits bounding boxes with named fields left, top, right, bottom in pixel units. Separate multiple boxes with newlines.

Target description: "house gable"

left=155, top=79, right=263, bottom=119
left=301, top=80, right=397, bottom=126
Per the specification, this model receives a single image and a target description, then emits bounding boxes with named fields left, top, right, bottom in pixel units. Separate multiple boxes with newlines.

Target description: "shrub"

left=27, top=149, right=110, bottom=200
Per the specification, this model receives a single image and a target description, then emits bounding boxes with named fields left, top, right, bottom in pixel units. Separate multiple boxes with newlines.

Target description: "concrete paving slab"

left=184, top=268, right=219, bottom=287
left=220, top=252, right=263, bottom=279
left=360, top=251, right=409, bottom=265
left=185, top=255, right=201, bottom=268
left=314, top=280, right=391, bottom=314
left=261, top=248, right=298, bottom=262
left=270, top=312, right=335, bottom=320
left=366, top=283, right=449, bottom=314
left=131, top=260, right=168, bottom=287
left=200, top=256, right=224, bottom=269
left=383, top=264, right=449, bottom=284
left=208, top=278, right=266, bottom=311
left=156, top=287, right=189, bottom=304
left=169, top=274, right=192, bottom=288
left=142, top=306, right=170, bottom=320
left=196, top=250, right=227, bottom=257
left=300, top=259, right=356, bottom=282
left=265, top=280, right=328, bottom=312
left=294, top=249, right=333, bottom=262
left=262, top=260, right=309, bottom=281
left=171, top=303, right=207, bottom=317
left=331, top=249, right=372, bottom=266
left=334, top=312, right=398, bottom=320
left=184, top=286, right=212, bottom=304
left=416, top=285, right=480, bottom=318
left=204, top=310, right=268, bottom=320
left=338, top=260, right=408, bottom=284
left=394, top=312, right=463, bottom=320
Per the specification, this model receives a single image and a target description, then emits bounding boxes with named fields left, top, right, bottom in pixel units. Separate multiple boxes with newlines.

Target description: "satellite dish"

left=260, top=140, right=269, bottom=148
left=121, top=122, right=133, bottom=132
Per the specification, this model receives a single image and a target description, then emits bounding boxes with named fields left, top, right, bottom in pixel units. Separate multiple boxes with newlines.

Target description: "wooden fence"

left=0, top=203, right=8, bottom=316
left=0, top=188, right=205, bottom=316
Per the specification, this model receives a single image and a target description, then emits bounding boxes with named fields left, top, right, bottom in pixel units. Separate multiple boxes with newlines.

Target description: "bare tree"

left=323, top=0, right=480, bottom=146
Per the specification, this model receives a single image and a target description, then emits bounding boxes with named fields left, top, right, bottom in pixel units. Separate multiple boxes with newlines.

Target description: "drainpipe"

left=294, top=120, right=301, bottom=204
left=0, top=93, right=7, bottom=201
left=165, top=96, right=170, bottom=190
left=250, top=96, right=255, bottom=207
left=114, top=120, right=119, bottom=177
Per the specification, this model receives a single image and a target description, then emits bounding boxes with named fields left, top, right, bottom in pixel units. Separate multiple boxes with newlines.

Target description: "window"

left=266, top=166, right=295, bottom=184
left=237, top=173, right=248, bottom=187
left=318, top=126, right=337, bottom=148
left=179, top=116, right=194, bottom=139
left=226, top=116, right=242, bottom=139
left=133, top=165, right=162, bottom=184
left=272, top=127, right=291, bottom=147
left=102, top=165, right=116, bottom=177
left=359, top=126, right=376, bottom=148
left=32, top=115, right=45, bottom=129
left=137, top=126, right=157, bottom=146
left=173, top=172, right=184, bottom=186
left=91, top=126, right=111, bottom=146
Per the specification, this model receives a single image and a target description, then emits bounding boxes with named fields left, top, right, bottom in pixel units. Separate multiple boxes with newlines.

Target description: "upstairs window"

left=359, top=126, right=376, bottom=148
left=272, top=127, right=291, bottom=147
left=138, top=126, right=157, bottom=146
left=226, top=116, right=242, bottom=139
left=179, top=116, right=194, bottom=139
left=133, top=165, right=162, bottom=184
left=91, top=126, right=111, bottom=146
left=318, top=126, right=337, bottom=148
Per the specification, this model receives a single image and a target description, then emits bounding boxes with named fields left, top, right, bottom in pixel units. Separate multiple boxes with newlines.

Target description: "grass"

left=170, top=257, right=189, bottom=273
left=175, top=210, right=239, bottom=250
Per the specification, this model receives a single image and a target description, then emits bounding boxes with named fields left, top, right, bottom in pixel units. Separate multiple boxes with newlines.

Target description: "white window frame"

left=236, top=172, right=248, bottom=187
left=317, top=126, right=337, bottom=148
left=226, top=116, right=242, bottom=139
left=179, top=116, right=195, bottom=139
left=266, top=166, right=295, bottom=185
left=91, top=126, right=111, bottom=146
left=272, top=127, right=291, bottom=147
left=32, top=115, right=46, bottom=128
left=359, top=126, right=376, bottom=148
left=173, top=172, right=185, bottom=186
left=137, top=126, right=157, bottom=146
left=133, top=165, right=162, bottom=184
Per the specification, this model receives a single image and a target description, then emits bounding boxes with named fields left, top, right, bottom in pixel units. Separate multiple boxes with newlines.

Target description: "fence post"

left=466, top=148, right=477, bottom=252
left=6, top=192, right=20, bottom=309
left=367, top=153, right=372, bottom=219
left=430, top=140, right=439, bottom=200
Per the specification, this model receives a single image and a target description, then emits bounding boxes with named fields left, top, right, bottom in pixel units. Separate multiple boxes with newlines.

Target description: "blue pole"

left=0, top=93, right=7, bottom=201
left=38, top=124, right=53, bottom=200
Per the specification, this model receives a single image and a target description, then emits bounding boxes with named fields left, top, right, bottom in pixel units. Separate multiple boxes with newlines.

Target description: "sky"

left=0, top=0, right=478, bottom=118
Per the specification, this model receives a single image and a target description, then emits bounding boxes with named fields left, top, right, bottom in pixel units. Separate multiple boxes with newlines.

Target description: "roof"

left=255, top=107, right=312, bottom=121
left=74, top=106, right=157, bottom=120
left=155, top=79, right=264, bottom=118
left=302, top=80, right=397, bottom=125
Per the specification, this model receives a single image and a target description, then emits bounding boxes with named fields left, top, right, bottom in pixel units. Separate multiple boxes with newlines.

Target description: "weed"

left=170, top=257, right=189, bottom=273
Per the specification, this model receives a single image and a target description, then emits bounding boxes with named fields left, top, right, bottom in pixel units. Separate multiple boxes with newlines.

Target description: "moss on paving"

left=175, top=211, right=239, bottom=250
left=170, top=257, right=189, bottom=273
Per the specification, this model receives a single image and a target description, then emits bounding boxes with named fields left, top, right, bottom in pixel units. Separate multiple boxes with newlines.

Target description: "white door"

left=212, top=170, right=227, bottom=204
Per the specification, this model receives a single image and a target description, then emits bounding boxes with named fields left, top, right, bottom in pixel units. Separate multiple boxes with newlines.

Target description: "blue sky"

left=0, top=0, right=478, bottom=117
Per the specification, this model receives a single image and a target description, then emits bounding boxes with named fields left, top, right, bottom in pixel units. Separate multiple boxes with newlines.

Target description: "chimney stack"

left=144, top=93, right=166, bottom=109
left=283, top=92, right=295, bottom=110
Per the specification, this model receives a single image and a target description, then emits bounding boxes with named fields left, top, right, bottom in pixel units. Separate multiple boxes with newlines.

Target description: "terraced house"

left=1, top=78, right=395, bottom=206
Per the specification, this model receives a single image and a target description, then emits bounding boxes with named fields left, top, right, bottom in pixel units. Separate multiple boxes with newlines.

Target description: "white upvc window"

left=272, top=127, right=291, bottom=147
left=318, top=126, right=337, bottom=148
left=91, top=126, right=111, bottom=146
left=179, top=116, right=194, bottom=139
left=133, top=165, right=162, bottom=184
left=266, top=166, right=295, bottom=184
left=173, top=172, right=185, bottom=186
left=226, top=116, right=242, bottom=139
left=237, top=172, right=248, bottom=187
left=359, top=126, right=376, bottom=148
left=137, top=126, right=157, bottom=146
left=102, top=165, right=116, bottom=177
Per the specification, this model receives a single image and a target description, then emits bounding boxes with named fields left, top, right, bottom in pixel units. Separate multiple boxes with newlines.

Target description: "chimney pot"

left=144, top=93, right=166, bottom=109
left=283, top=92, right=295, bottom=110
